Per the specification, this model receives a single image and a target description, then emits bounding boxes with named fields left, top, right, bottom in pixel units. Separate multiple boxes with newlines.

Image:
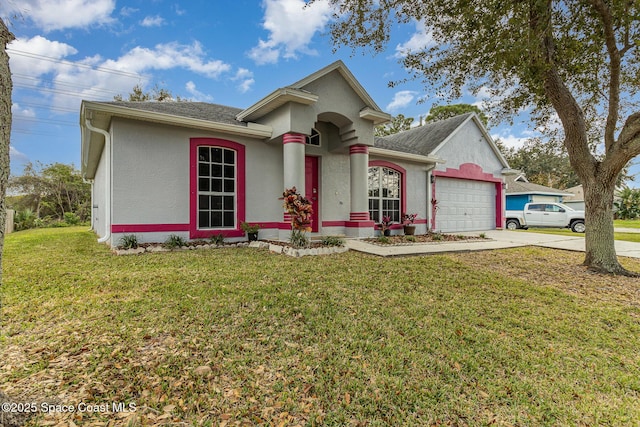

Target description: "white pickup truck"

left=505, top=202, right=586, bottom=233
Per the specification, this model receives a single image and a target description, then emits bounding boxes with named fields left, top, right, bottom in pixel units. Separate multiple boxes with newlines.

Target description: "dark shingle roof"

left=104, top=101, right=247, bottom=127
left=505, top=175, right=570, bottom=195
left=374, top=113, right=473, bottom=156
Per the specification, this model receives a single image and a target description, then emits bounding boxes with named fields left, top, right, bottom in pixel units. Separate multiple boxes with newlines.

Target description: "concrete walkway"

left=346, top=229, right=640, bottom=259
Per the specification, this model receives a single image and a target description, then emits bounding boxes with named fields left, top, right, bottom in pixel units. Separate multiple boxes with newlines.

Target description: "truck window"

left=528, top=204, right=544, bottom=211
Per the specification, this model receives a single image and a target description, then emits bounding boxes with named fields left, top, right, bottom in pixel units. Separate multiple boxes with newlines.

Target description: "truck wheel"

left=506, top=219, right=520, bottom=230
left=571, top=220, right=586, bottom=233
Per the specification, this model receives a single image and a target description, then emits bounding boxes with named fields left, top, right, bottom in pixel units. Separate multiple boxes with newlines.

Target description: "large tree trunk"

left=582, top=176, right=631, bottom=275
left=0, top=19, right=15, bottom=286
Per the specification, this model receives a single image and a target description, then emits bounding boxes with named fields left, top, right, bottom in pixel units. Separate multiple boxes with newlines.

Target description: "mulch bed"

left=365, top=232, right=488, bottom=246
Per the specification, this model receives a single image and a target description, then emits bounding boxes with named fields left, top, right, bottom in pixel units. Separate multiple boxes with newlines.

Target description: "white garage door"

left=435, top=178, right=496, bottom=232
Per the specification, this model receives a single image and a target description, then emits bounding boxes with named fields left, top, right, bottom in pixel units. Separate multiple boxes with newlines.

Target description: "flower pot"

left=383, top=229, right=391, bottom=237
left=247, top=232, right=259, bottom=242
left=403, top=225, right=416, bottom=235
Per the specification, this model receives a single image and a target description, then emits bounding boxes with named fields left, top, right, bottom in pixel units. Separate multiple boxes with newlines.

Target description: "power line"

left=13, top=116, right=77, bottom=127
left=13, top=73, right=123, bottom=97
left=7, top=48, right=146, bottom=80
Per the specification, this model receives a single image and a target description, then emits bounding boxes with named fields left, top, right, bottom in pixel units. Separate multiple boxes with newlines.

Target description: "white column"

left=349, top=144, right=370, bottom=221
left=283, top=133, right=306, bottom=191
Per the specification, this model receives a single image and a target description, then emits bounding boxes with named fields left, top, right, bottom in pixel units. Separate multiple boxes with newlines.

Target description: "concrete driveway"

left=346, top=229, right=640, bottom=259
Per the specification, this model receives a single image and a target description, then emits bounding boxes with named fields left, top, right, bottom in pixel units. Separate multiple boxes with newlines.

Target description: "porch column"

left=347, top=144, right=375, bottom=236
left=282, top=133, right=306, bottom=224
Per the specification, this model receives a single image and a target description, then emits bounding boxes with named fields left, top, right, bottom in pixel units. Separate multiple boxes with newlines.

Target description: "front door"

left=305, top=156, right=319, bottom=232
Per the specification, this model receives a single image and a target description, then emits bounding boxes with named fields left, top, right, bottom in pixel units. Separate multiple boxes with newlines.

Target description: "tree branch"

left=589, top=0, right=621, bottom=153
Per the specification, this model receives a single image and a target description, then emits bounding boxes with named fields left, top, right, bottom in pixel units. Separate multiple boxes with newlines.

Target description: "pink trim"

left=322, top=220, right=345, bottom=227
left=112, top=224, right=189, bottom=233
left=283, top=213, right=293, bottom=223
left=190, top=138, right=246, bottom=239
left=350, top=211, right=370, bottom=221
left=433, top=163, right=501, bottom=183
left=368, top=160, right=407, bottom=216
left=346, top=220, right=376, bottom=228
left=433, top=163, right=505, bottom=229
left=283, top=133, right=306, bottom=145
left=349, top=145, right=369, bottom=155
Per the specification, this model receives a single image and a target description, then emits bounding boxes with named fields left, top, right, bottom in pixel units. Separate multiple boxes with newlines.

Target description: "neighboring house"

left=562, top=184, right=585, bottom=210
left=505, top=174, right=573, bottom=210
left=80, top=61, right=512, bottom=247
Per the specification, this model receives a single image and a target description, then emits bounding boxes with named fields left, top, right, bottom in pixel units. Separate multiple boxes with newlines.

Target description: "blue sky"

left=2, top=0, right=636, bottom=185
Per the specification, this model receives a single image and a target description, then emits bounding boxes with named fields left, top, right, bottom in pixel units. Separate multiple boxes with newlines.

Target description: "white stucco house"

left=80, top=60, right=512, bottom=247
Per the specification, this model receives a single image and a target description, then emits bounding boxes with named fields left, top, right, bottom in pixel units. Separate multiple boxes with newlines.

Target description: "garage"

left=434, top=177, right=496, bottom=232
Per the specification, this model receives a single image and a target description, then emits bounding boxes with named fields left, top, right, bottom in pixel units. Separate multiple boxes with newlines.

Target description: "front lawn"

left=522, top=227, right=640, bottom=243
left=615, top=219, right=640, bottom=229
left=1, top=228, right=639, bottom=426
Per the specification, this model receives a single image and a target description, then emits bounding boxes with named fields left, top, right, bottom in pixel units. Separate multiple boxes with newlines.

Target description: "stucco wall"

left=369, top=155, right=431, bottom=234
left=433, top=121, right=504, bottom=175
left=92, top=145, right=107, bottom=239
left=109, top=118, right=284, bottom=243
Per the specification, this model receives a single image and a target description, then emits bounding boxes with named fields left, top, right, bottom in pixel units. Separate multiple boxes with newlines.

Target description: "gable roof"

left=103, top=101, right=246, bottom=126
left=374, top=113, right=510, bottom=168
left=236, top=60, right=390, bottom=124
left=374, top=113, right=472, bottom=156
left=504, top=174, right=572, bottom=196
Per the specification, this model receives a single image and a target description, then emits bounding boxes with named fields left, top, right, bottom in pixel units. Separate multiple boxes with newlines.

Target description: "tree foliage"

left=9, top=163, right=91, bottom=224
left=319, top=0, right=640, bottom=275
left=614, top=187, right=640, bottom=220
left=425, top=104, right=488, bottom=127
left=114, top=84, right=181, bottom=102
left=375, top=114, right=414, bottom=136
left=500, top=138, right=581, bottom=190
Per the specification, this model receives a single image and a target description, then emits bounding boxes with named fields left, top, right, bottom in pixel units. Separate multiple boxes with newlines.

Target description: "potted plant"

left=402, top=213, right=418, bottom=235
left=241, top=222, right=260, bottom=241
left=379, top=215, right=393, bottom=236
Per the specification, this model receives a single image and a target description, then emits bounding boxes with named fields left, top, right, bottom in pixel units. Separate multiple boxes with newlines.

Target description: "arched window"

left=368, top=165, right=402, bottom=223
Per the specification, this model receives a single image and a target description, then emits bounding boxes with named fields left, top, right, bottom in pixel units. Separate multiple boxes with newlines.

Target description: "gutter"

left=84, top=119, right=111, bottom=244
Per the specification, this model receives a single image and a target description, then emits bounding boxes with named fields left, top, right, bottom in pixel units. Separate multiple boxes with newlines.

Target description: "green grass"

left=2, top=228, right=640, bottom=426
left=523, top=227, right=640, bottom=242
left=614, top=219, right=640, bottom=229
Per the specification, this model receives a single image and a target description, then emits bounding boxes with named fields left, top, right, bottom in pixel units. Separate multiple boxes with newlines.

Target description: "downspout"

left=425, top=165, right=437, bottom=232
left=82, top=178, right=94, bottom=231
left=84, top=119, right=111, bottom=243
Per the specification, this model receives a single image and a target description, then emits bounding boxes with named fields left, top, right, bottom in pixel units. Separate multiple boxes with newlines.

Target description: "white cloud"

left=185, top=81, right=213, bottom=102
left=11, top=103, right=36, bottom=118
left=120, top=6, right=138, bottom=16
left=8, top=36, right=78, bottom=76
left=140, top=15, right=164, bottom=27
left=8, top=0, right=116, bottom=32
left=248, top=0, right=332, bottom=65
left=395, top=20, right=435, bottom=58
left=492, top=133, right=528, bottom=150
left=9, top=146, right=29, bottom=164
left=232, top=68, right=255, bottom=93
left=386, top=90, right=418, bottom=111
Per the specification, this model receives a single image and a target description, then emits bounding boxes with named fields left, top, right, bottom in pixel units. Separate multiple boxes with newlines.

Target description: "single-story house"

left=505, top=174, right=573, bottom=210
left=562, top=184, right=585, bottom=210
left=80, top=60, right=513, bottom=247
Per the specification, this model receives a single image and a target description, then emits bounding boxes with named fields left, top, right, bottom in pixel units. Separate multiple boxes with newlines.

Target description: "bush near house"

left=1, top=228, right=639, bottom=426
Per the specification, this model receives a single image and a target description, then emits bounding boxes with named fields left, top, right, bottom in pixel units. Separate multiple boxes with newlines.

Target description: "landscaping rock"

left=269, top=244, right=283, bottom=254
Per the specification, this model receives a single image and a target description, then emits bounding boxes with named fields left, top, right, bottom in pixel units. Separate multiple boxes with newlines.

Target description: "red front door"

left=305, top=156, right=319, bottom=233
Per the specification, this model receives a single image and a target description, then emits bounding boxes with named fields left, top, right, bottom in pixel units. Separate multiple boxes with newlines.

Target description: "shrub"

left=290, top=229, right=310, bottom=248
left=63, top=212, right=80, bottom=225
left=240, top=222, right=260, bottom=233
left=321, top=235, right=345, bottom=247
left=377, top=236, right=390, bottom=244
left=404, top=235, right=416, bottom=242
left=164, top=234, right=186, bottom=249
left=210, top=234, right=224, bottom=246
left=15, top=209, right=36, bottom=231
left=119, top=234, right=139, bottom=249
